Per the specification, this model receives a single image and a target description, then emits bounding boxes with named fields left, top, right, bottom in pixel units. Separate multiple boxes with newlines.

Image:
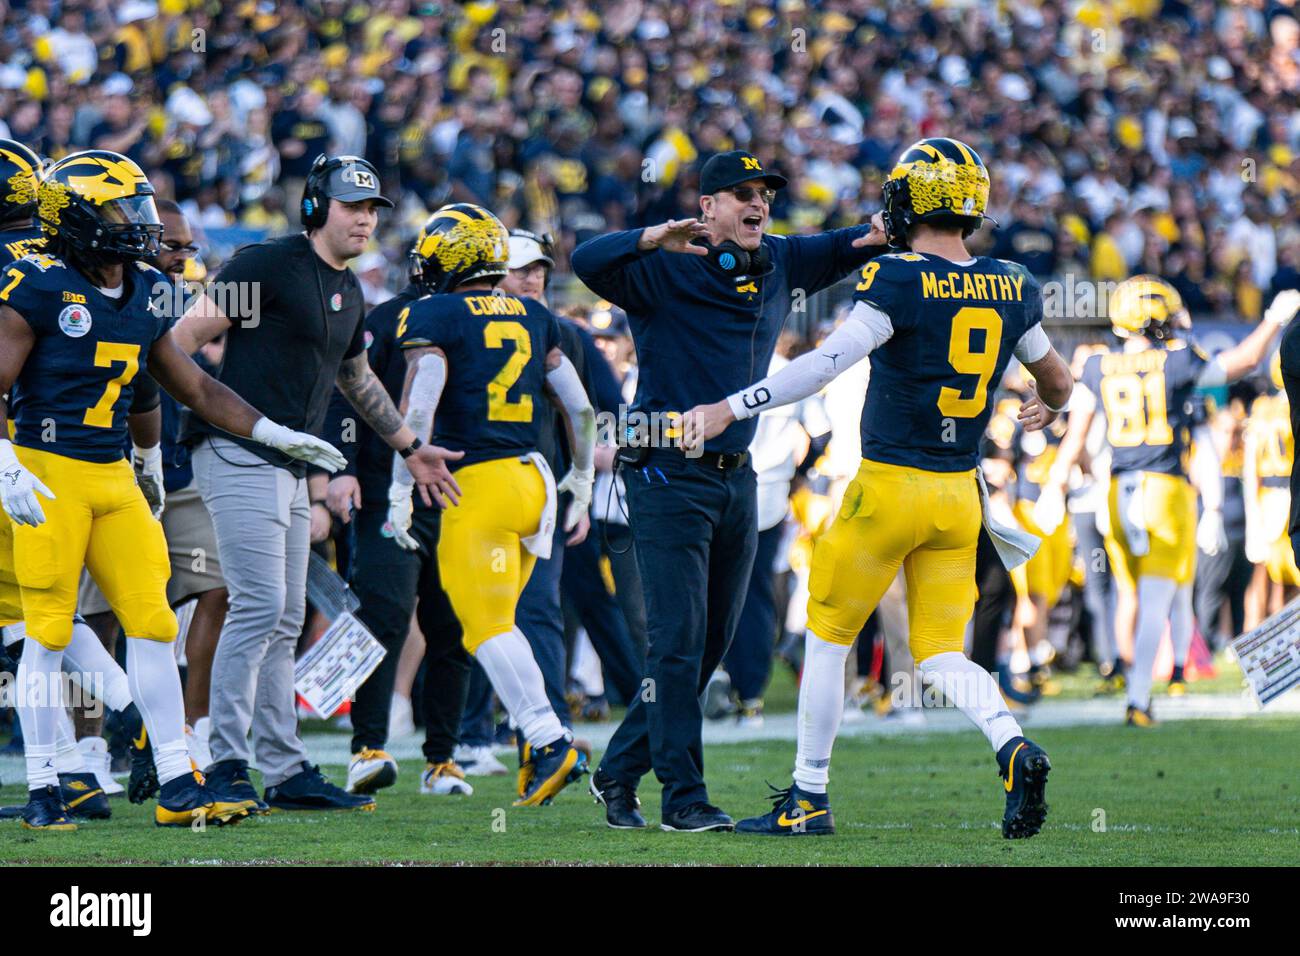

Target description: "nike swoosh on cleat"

left=1004, top=742, right=1027, bottom=793
left=777, top=809, right=828, bottom=827
left=133, top=727, right=148, bottom=750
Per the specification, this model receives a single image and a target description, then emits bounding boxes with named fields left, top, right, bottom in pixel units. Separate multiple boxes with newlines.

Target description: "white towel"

left=1116, top=471, right=1150, bottom=557
left=520, top=452, right=559, bottom=559
left=976, top=469, right=1041, bottom=571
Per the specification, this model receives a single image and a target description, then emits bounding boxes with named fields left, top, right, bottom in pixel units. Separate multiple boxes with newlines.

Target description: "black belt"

left=690, top=449, right=750, bottom=471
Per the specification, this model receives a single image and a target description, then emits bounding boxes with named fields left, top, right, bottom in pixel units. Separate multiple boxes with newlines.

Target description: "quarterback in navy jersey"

left=685, top=138, right=1074, bottom=839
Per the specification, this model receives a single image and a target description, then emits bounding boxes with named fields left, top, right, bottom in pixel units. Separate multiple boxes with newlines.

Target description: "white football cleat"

left=346, top=748, right=399, bottom=794
left=453, top=743, right=509, bottom=776
left=186, top=718, right=213, bottom=772
left=420, top=761, right=473, bottom=796
left=77, top=736, right=125, bottom=796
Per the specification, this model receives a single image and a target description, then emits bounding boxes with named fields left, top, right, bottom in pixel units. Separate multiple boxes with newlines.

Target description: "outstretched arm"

left=1200, top=290, right=1300, bottom=385
left=147, top=328, right=347, bottom=472
left=683, top=300, right=894, bottom=449
left=543, top=347, right=596, bottom=544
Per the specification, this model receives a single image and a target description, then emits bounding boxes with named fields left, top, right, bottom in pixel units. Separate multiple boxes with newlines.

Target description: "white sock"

left=1129, top=576, right=1177, bottom=710
left=918, top=651, right=1023, bottom=753
left=792, top=631, right=852, bottom=794
left=63, top=619, right=133, bottom=712
left=1170, top=582, right=1193, bottom=668
left=126, top=636, right=191, bottom=785
left=53, top=699, right=84, bottom=773
left=18, top=640, right=63, bottom=789
left=474, top=628, right=565, bottom=748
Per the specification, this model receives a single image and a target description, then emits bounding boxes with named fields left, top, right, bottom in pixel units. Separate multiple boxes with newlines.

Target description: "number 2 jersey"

left=851, top=252, right=1046, bottom=472
left=396, top=289, right=560, bottom=470
left=1078, top=340, right=1208, bottom=478
left=0, top=251, right=170, bottom=462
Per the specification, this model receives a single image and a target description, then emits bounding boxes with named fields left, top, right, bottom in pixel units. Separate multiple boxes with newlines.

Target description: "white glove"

left=1196, top=508, right=1228, bottom=557
left=133, top=443, right=165, bottom=519
left=384, top=482, right=420, bottom=551
left=0, top=439, right=55, bottom=527
left=1264, top=289, right=1300, bottom=328
left=1032, top=484, right=1067, bottom=535
left=557, top=466, right=594, bottom=532
left=251, top=417, right=348, bottom=473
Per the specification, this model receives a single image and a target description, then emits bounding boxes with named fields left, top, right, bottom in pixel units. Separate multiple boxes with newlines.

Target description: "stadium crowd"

left=1, top=0, right=1299, bottom=808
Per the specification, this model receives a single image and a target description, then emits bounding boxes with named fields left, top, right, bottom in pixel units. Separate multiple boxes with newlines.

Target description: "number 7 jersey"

left=852, top=252, right=1045, bottom=472
left=0, top=252, right=170, bottom=462
left=396, top=289, right=561, bottom=470
left=1078, top=340, right=1208, bottom=478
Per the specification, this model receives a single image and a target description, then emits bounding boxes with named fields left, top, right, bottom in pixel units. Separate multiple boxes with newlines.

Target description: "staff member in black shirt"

left=172, top=154, right=461, bottom=812
left=572, top=151, right=885, bottom=831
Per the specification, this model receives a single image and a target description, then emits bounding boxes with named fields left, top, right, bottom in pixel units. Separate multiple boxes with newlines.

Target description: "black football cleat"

left=123, top=705, right=159, bottom=804
left=1166, top=664, right=1187, bottom=697
left=997, top=736, right=1051, bottom=839
left=264, top=762, right=375, bottom=812
left=1126, top=704, right=1158, bottom=727
left=20, top=785, right=77, bottom=831
left=514, top=735, right=588, bottom=807
left=660, top=802, right=734, bottom=833
left=735, top=782, right=835, bottom=836
left=590, top=768, right=646, bottom=829
left=155, top=771, right=252, bottom=827
left=58, top=772, right=111, bottom=820
left=204, top=759, right=270, bottom=814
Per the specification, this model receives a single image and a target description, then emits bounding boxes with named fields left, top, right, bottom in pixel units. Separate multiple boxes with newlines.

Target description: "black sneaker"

left=264, top=762, right=376, bottom=812
left=660, top=801, right=734, bottom=833
left=58, top=772, right=111, bottom=820
left=122, top=704, right=159, bottom=805
left=590, top=768, right=646, bottom=829
left=205, top=759, right=270, bottom=814
left=20, top=785, right=77, bottom=831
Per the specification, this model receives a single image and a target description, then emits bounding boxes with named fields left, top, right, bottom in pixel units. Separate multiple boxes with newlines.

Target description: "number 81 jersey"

left=0, top=252, right=170, bottom=462
left=1078, top=340, right=1207, bottom=478
left=853, top=252, right=1044, bottom=472
left=397, top=289, right=560, bottom=470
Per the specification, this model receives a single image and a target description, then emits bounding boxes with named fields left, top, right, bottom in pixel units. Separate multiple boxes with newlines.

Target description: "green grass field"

left=4, top=716, right=1298, bottom=866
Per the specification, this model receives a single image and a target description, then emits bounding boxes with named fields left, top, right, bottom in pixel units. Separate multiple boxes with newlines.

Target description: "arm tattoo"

left=338, top=353, right=405, bottom=439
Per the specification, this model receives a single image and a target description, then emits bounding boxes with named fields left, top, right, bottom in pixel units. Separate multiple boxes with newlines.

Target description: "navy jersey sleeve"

left=396, top=296, right=447, bottom=351
left=849, top=253, right=919, bottom=332
left=0, top=254, right=64, bottom=331
left=1165, top=340, right=1210, bottom=390
left=1080, top=353, right=1103, bottom=399
left=570, top=229, right=656, bottom=313
left=776, top=224, right=883, bottom=297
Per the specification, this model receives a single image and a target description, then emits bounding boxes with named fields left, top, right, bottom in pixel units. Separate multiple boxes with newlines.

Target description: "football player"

left=387, top=203, right=596, bottom=807
left=0, top=150, right=349, bottom=828
left=685, top=138, right=1073, bottom=838
left=1243, top=351, right=1299, bottom=611
left=0, top=141, right=159, bottom=825
left=1037, top=278, right=1300, bottom=724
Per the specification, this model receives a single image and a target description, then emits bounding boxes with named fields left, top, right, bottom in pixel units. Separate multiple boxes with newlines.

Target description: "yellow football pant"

left=1010, top=497, right=1072, bottom=601
left=0, top=511, right=22, bottom=627
left=11, top=446, right=175, bottom=650
left=1104, top=472, right=1196, bottom=590
left=807, top=459, right=980, bottom=662
left=437, top=456, right=546, bottom=654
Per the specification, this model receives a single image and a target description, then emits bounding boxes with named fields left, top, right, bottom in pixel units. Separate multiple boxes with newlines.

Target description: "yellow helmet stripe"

left=947, top=139, right=975, bottom=165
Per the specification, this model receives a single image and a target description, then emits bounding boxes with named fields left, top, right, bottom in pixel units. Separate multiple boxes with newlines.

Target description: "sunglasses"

left=160, top=240, right=199, bottom=257
left=726, top=185, right=776, bottom=205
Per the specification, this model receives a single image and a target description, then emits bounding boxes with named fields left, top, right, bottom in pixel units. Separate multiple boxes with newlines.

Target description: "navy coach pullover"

left=571, top=226, right=880, bottom=454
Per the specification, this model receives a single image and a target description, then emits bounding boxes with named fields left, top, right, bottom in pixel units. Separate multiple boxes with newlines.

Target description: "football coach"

left=169, top=154, right=462, bottom=812
left=572, top=150, right=885, bottom=831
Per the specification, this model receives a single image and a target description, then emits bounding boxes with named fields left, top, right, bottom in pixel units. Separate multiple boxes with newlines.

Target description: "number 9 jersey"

left=852, top=252, right=1045, bottom=472
left=396, top=289, right=561, bottom=469
left=0, top=252, right=170, bottom=461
